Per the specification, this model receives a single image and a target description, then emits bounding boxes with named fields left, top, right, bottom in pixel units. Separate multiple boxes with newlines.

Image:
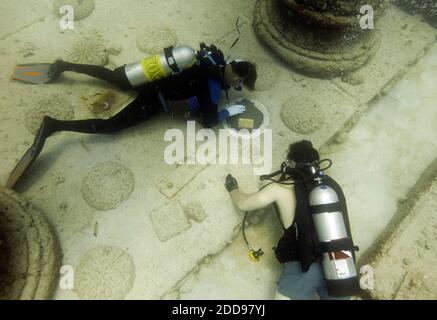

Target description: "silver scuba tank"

left=309, top=182, right=359, bottom=297
left=124, top=45, right=198, bottom=88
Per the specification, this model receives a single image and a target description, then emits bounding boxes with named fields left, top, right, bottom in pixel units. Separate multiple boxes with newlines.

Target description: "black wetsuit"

left=44, top=57, right=225, bottom=138
left=7, top=49, right=230, bottom=188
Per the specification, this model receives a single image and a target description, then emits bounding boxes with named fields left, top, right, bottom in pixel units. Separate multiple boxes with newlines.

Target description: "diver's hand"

left=225, top=174, right=239, bottom=192
left=218, top=105, right=246, bottom=122
left=225, top=105, right=246, bottom=117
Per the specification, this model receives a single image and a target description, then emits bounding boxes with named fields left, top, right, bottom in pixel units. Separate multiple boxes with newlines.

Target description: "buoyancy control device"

left=259, top=159, right=360, bottom=297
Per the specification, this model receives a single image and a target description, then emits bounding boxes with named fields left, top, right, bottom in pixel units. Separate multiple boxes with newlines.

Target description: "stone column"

left=253, top=0, right=385, bottom=77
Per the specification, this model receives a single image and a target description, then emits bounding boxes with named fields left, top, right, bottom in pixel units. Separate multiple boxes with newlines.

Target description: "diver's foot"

left=48, top=60, right=66, bottom=80
left=6, top=146, right=38, bottom=189
left=6, top=117, right=56, bottom=189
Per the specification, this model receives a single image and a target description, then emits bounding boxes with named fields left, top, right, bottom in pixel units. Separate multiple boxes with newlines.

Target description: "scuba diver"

left=225, top=140, right=360, bottom=300
left=7, top=43, right=257, bottom=188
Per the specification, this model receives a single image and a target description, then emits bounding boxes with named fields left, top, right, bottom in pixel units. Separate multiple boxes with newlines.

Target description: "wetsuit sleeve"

left=197, top=77, right=222, bottom=128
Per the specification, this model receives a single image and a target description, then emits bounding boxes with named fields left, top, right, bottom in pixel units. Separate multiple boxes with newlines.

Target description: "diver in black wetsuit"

left=7, top=44, right=257, bottom=188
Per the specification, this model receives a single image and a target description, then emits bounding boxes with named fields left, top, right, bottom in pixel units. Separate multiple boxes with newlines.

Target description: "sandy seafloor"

left=0, top=0, right=436, bottom=300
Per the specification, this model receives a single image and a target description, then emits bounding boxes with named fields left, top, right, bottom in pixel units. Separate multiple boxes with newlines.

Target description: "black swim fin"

left=11, top=62, right=61, bottom=84
left=6, top=117, right=54, bottom=189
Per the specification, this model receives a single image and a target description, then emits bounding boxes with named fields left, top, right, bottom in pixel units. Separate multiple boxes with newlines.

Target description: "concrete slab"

left=0, top=0, right=436, bottom=300
left=365, top=167, right=437, bottom=300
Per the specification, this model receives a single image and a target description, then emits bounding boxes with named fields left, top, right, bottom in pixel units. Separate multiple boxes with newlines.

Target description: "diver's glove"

left=225, top=174, right=239, bottom=192
left=218, top=105, right=246, bottom=122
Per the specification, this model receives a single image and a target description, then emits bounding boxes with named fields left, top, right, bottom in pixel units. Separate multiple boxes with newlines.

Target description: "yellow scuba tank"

left=123, top=45, right=198, bottom=88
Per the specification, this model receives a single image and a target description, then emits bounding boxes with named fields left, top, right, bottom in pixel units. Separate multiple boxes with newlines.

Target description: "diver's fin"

left=6, top=146, right=39, bottom=189
left=6, top=117, right=54, bottom=189
left=11, top=63, right=60, bottom=84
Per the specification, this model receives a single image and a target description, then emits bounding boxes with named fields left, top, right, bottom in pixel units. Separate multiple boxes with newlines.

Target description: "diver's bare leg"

left=7, top=94, right=161, bottom=188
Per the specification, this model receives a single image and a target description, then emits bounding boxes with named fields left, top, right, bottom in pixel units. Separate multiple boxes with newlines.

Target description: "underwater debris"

left=53, top=0, right=96, bottom=21
left=183, top=202, right=207, bottom=223
left=81, top=161, right=135, bottom=211
left=80, top=90, right=118, bottom=116
left=0, top=187, right=60, bottom=300
left=25, top=94, right=75, bottom=135
left=280, top=95, right=324, bottom=134
left=136, top=26, right=178, bottom=54
left=93, top=222, right=98, bottom=237
left=75, top=247, right=135, bottom=300
left=66, top=38, right=109, bottom=66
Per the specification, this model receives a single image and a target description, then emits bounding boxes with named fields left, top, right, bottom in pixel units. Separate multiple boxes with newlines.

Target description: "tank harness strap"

left=164, top=46, right=180, bottom=74
left=319, top=238, right=355, bottom=253
left=310, top=202, right=342, bottom=214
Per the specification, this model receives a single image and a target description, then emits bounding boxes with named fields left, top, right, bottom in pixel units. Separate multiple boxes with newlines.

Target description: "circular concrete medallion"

left=280, top=95, right=324, bottom=134
left=75, top=247, right=135, bottom=300
left=136, top=26, right=178, bottom=55
left=53, top=0, right=96, bottom=21
left=66, top=39, right=109, bottom=66
left=81, top=161, right=135, bottom=211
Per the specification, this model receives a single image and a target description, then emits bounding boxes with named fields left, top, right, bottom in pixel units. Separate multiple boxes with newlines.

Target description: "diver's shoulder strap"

left=164, top=46, right=180, bottom=74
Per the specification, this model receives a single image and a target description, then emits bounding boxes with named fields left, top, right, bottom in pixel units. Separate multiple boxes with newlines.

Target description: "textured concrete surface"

left=0, top=0, right=436, bottom=300
left=0, top=187, right=60, bottom=300
left=182, top=43, right=437, bottom=299
left=365, top=163, right=437, bottom=300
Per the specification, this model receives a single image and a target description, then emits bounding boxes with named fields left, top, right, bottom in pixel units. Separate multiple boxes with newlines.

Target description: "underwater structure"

left=0, top=0, right=436, bottom=301
left=253, top=0, right=385, bottom=77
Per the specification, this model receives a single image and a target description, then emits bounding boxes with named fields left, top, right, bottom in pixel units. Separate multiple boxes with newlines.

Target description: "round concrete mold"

left=81, top=161, right=135, bottom=211
left=0, top=187, right=60, bottom=300
left=253, top=0, right=382, bottom=77
left=280, top=95, right=325, bottom=134
left=223, top=99, right=270, bottom=140
left=53, top=0, right=95, bottom=21
left=75, top=247, right=135, bottom=300
left=66, top=38, right=109, bottom=66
